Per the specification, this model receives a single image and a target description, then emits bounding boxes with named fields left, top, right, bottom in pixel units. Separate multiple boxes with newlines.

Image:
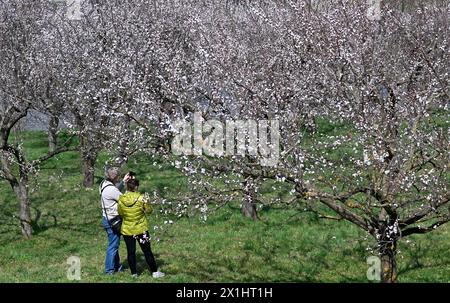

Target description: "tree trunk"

left=82, top=152, right=97, bottom=188
left=79, top=131, right=99, bottom=188
left=305, top=113, right=317, bottom=134
left=15, top=180, right=32, bottom=238
left=48, top=115, right=59, bottom=152
left=378, top=208, right=399, bottom=283
left=116, top=116, right=130, bottom=167
left=242, top=176, right=258, bottom=220
left=1, top=149, right=33, bottom=238
left=380, top=241, right=398, bottom=283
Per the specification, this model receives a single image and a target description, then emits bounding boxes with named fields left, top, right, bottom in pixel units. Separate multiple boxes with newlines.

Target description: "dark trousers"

left=123, top=233, right=158, bottom=274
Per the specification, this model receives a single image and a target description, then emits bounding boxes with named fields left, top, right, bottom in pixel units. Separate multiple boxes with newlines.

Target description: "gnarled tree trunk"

left=82, top=151, right=97, bottom=188
left=79, top=131, right=99, bottom=188
left=380, top=241, right=398, bottom=283
left=378, top=208, right=399, bottom=283
left=115, top=116, right=130, bottom=168
left=242, top=176, right=258, bottom=220
left=14, top=176, right=32, bottom=239
left=305, top=113, right=317, bottom=134
left=48, top=115, right=59, bottom=152
left=1, top=152, right=33, bottom=238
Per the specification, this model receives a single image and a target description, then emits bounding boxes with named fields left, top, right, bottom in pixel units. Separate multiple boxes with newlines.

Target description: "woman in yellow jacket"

left=118, top=178, right=165, bottom=278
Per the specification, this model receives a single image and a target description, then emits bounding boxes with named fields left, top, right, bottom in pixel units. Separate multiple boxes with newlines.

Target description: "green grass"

left=0, top=132, right=449, bottom=283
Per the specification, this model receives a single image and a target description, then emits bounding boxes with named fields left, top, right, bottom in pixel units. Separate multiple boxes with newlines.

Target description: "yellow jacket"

left=118, top=191, right=153, bottom=236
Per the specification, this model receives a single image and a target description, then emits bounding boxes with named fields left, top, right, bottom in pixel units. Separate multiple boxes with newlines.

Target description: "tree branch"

left=402, top=217, right=450, bottom=237
left=31, top=135, right=77, bottom=167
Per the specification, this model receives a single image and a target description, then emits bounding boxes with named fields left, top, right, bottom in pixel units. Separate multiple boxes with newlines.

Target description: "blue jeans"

left=102, top=217, right=122, bottom=274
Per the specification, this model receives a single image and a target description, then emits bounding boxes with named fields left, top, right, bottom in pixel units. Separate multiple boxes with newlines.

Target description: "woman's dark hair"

left=126, top=179, right=140, bottom=192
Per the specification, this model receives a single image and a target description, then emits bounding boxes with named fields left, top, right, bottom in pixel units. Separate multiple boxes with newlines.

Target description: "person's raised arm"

left=116, top=173, right=132, bottom=192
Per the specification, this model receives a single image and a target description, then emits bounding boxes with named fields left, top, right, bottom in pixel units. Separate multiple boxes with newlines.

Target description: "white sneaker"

left=152, top=271, right=165, bottom=278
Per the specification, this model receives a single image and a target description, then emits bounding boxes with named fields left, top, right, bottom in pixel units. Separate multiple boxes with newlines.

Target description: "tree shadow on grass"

left=124, top=253, right=167, bottom=275
left=30, top=204, right=103, bottom=237
left=31, top=215, right=102, bottom=237
left=397, top=241, right=450, bottom=279
left=0, top=228, right=22, bottom=243
left=31, top=209, right=58, bottom=235
left=161, top=247, right=329, bottom=283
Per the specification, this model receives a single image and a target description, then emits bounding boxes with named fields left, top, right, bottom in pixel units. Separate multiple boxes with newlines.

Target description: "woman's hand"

left=123, top=173, right=132, bottom=182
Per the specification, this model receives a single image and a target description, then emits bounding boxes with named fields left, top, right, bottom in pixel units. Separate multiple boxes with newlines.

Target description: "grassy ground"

left=0, top=132, right=449, bottom=283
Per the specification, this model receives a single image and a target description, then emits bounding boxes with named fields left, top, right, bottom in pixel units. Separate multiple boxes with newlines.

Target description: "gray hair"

left=105, top=167, right=120, bottom=181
